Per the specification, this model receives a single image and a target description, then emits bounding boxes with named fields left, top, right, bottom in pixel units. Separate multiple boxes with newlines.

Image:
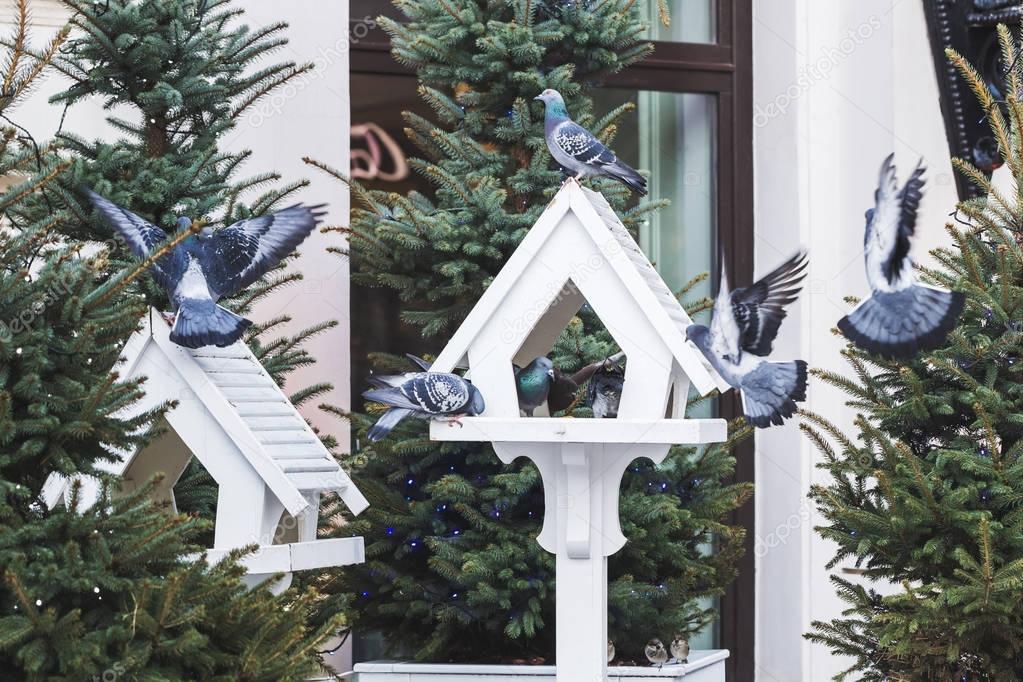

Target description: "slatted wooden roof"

left=45, top=311, right=368, bottom=518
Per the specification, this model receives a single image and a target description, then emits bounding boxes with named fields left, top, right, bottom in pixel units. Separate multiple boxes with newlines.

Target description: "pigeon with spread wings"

left=87, top=189, right=324, bottom=349
left=838, top=155, right=964, bottom=359
left=687, top=251, right=809, bottom=428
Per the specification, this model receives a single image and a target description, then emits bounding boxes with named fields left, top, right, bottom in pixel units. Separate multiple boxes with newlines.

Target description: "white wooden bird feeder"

left=427, top=180, right=729, bottom=681
left=43, top=311, right=369, bottom=592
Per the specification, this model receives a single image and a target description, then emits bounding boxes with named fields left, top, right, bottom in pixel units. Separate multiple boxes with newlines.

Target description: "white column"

left=753, top=1, right=954, bottom=680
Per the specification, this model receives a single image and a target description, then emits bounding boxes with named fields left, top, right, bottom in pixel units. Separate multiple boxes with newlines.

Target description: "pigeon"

left=363, top=360, right=485, bottom=442
left=644, top=638, right=669, bottom=668
left=838, top=155, right=965, bottom=359
left=686, top=251, right=809, bottom=428
left=547, top=351, right=626, bottom=414
left=607, top=639, right=615, bottom=664
left=515, top=356, right=555, bottom=416
left=86, top=189, right=324, bottom=349
left=670, top=635, right=690, bottom=664
left=534, top=89, right=647, bottom=196
left=586, top=358, right=625, bottom=418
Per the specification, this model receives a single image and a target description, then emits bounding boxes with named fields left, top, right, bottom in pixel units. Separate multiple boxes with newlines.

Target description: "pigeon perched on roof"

left=838, top=155, right=965, bottom=359
left=687, top=252, right=809, bottom=428
left=86, top=189, right=324, bottom=349
left=363, top=357, right=485, bottom=442
left=534, top=89, right=647, bottom=196
left=515, top=356, right=555, bottom=417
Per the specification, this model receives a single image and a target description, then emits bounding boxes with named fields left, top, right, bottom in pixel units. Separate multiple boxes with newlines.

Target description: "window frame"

left=349, top=2, right=754, bottom=678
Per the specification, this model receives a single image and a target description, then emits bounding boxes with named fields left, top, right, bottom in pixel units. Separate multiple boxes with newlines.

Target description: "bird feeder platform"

left=44, top=310, right=369, bottom=592
left=427, top=181, right=730, bottom=681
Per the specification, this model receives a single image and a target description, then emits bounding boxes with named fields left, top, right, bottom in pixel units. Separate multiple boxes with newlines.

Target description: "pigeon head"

left=175, top=216, right=192, bottom=232
left=685, top=324, right=711, bottom=348
left=466, top=383, right=486, bottom=416
left=534, top=88, right=568, bottom=117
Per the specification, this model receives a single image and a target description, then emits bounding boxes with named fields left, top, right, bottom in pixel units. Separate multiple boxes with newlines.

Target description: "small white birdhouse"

left=43, top=311, right=368, bottom=591
left=428, top=180, right=729, bottom=682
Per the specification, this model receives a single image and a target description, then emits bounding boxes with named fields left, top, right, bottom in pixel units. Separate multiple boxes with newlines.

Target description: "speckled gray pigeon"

left=838, top=155, right=965, bottom=359
left=363, top=357, right=485, bottom=442
left=534, top=89, right=647, bottom=196
left=687, top=252, right=809, bottom=428
left=87, top=189, right=324, bottom=349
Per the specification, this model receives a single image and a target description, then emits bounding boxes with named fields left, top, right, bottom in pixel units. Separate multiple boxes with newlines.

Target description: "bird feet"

left=442, top=415, right=466, bottom=429
left=161, top=311, right=177, bottom=326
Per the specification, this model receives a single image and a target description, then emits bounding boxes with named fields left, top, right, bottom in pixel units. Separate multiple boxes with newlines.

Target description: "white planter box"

left=352, top=650, right=728, bottom=682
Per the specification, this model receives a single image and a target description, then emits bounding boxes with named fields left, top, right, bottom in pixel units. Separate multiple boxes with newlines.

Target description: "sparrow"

left=534, top=89, right=647, bottom=196
left=87, top=188, right=323, bottom=349
left=838, top=154, right=965, bottom=359
left=363, top=356, right=485, bottom=441
left=645, top=638, right=669, bottom=668
left=686, top=251, right=809, bottom=428
left=670, top=634, right=689, bottom=664
left=515, top=356, right=555, bottom=416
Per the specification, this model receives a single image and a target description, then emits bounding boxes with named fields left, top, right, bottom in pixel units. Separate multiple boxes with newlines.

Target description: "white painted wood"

left=430, top=181, right=721, bottom=397
left=426, top=185, right=730, bottom=682
left=351, top=650, right=729, bottom=681
left=46, top=310, right=369, bottom=588
left=431, top=418, right=726, bottom=444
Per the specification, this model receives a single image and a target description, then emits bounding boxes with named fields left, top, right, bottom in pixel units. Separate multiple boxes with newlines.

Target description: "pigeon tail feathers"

left=170, top=299, right=250, bottom=349
left=367, top=407, right=415, bottom=442
left=603, top=160, right=648, bottom=197
left=838, top=284, right=964, bottom=359
left=740, top=359, right=807, bottom=428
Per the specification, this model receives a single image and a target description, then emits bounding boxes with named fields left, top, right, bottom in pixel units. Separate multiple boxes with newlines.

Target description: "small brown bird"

left=670, top=634, right=690, bottom=664
left=644, top=638, right=669, bottom=668
left=607, top=639, right=615, bottom=663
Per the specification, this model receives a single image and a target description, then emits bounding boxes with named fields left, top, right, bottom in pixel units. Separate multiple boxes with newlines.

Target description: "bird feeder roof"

left=44, top=311, right=368, bottom=518
left=431, top=181, right=723, bottom=395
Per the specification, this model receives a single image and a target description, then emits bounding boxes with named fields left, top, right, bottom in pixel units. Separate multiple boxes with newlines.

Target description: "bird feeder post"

left=427, top=182, right=731, bottom=680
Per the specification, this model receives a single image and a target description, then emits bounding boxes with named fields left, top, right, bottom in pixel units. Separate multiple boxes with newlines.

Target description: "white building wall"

left=753, top=1, right=955, bottom=680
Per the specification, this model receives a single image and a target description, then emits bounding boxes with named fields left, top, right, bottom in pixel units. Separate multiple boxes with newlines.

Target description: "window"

left=350, top=1, right=752, bottom=676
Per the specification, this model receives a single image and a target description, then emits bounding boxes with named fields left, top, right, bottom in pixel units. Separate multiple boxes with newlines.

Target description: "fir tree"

left=309, top=0, right=751, bottom=661
left=0, top=2, right=345, bottom=678
left=805, top=26, right=1023, bottom=681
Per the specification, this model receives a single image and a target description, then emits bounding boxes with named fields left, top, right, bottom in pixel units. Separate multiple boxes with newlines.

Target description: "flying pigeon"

left=515, top=356, right=555, bottom=417
left=546, top=351, right=626, bottom=414
left=838, top=155, right=965, bottom=359
left=686, top=251, right=809, bottom=428
left=534, top=89, right=647, bottom=196
left=644, top=639, right=669, bottom=668
left=586, top=359, right=625, bottom=419
left=86, top=189, right=324, bottom=349
left=363, top=358, right=485, bottom=442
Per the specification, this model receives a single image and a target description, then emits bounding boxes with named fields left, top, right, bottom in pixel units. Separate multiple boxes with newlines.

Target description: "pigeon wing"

left=731, top=251, right=808, bottom=356
left=202, top=204, right=326, bottom=298
left=866, top=155, right=923, bottom=291
left=709, top=262, right=742, bottom=362
left=554, top=121, right=618, bottom=169
left=399, top=373, right=471, bottom=415
left=85, top=189, right=182, bottom=291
